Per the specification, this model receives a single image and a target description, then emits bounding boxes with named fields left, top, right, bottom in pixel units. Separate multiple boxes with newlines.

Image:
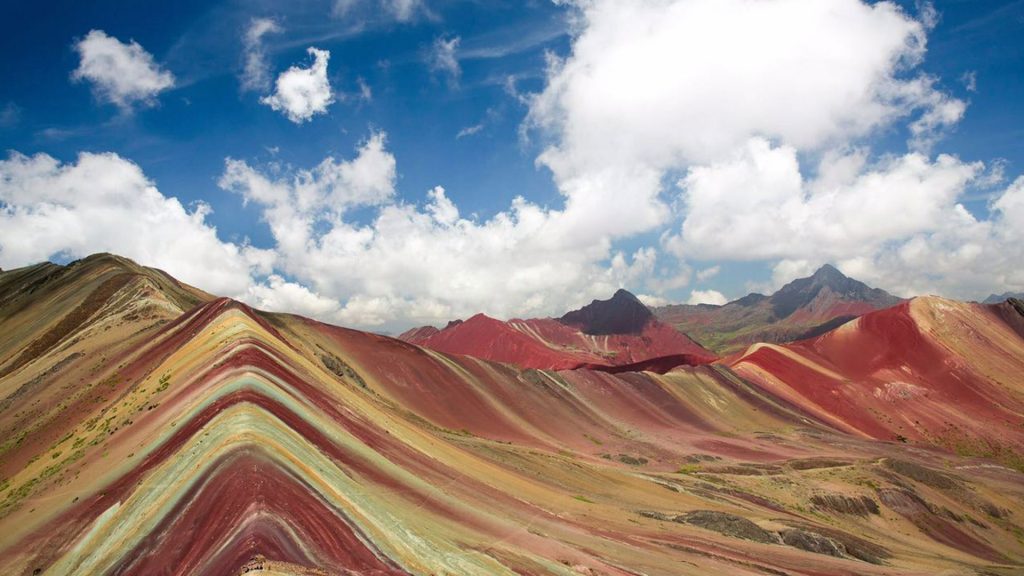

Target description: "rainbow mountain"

left=1, top=254, right=1023, bottom=575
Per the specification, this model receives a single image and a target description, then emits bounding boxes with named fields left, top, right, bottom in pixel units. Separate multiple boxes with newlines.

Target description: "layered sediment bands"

left=50, top=429, right=411, bottom=575
left=730, top=297, right=1024, bottom=453
left=3, top=258, right=1024, bottom=575
left=4, top=305, right=540, bottom=574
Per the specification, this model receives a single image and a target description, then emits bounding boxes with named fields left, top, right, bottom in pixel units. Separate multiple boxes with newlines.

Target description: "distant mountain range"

left=984, top=291, right=1024, bottom=304
left=400, top=289, right=716, bottom=371
left=652, top=264, right=903, bottom=354
left=400, top=265, right=907, bottom=367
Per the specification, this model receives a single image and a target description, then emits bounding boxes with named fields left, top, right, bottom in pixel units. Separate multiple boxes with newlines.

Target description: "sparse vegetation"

left=318, top=351, right=368, bottom=389
left=617, top=454, right=648, bottom=466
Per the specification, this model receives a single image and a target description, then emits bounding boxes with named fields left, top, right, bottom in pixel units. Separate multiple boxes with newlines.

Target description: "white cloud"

left=687, top=289, right=728, bottom=306
left=768, top=260, right=820, bottom=292
left=246, top=274, right=341, bottom=318
left=456, top=107, right=500, bottom=139
left=530, top=0, right=955, bottom=163
left=220, top=132, right=396, bottom=262
left=526, top=0, right=962, bottom=245
left=0, top=151, right=261, bottom=296
left=223, top=132, right=395, bottom=206
left=977, top=159, right=1007, bottom=190
left=961, top=71, right=978, bottom=93
left=677, top=139, right=981, bottom=261
left=241, top=18, right=282, bottom=92
left=72, top=30, right=175, bottom=110
left=521, top=0, right=1024, bottom=302
left=636, top=294, right=673, bottom=307
left=696, top=265, right=720, bottom=282
left=0, top=137, right=661, bottom=330
left=0, top=102, right=20, bottom=128
left=219, top=133, right=656, bottom=328
left=424, top=186, right=459, bottom=226
left=261, top=47, right=335, bottom=123
left=456, top=123, right=484, bottom=139
left=388, top=0, right=425, bottom=21
left=356, top=77, right=373, bottom=102
left=430, top=36, right=461, bottom=86
left=334, top=0, right=427, bottom=22
left=504, top=74, right=528, bottom=105
left=993, top=177, right=1024, bottom=230
left=0, top=147, right=401, bottom=325
left=902, top=75, right=967, bottom=152
left=916, top=0, right=940, bottom=30
left=332, top=0, right=359, bottom=17
left=673, top=138, right=1024, bottom=298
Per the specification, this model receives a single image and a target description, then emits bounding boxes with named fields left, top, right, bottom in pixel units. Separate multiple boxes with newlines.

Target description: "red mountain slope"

left=730, top=296, right=1024, bottom=461
left=400, top=290, right=716, bottom=370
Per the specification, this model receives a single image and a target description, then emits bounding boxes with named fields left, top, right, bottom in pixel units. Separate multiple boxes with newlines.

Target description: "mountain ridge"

left=3, top=254, right=1024, bottom=575
left=400, top=289, right=716, bottom=370
left=653, top=264, right=903, bottom=354
left=984, top=291, right=1024, bottom=304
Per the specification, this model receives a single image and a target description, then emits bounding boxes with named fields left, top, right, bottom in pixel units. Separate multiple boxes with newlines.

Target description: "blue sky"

left=0, top=1, right=568, bottom=242
left=1, top=0, right=1023, bottom=330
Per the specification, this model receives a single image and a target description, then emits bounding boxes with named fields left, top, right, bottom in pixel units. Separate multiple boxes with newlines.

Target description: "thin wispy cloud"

left=456, top=123, right=483, bottom=139
left=333, top=0, right=433, bottom=23
left=458, top=18, right=568, bottom=60
left=0, top=102, right=20, bottom=128
left=356, top=77, right=373, bottom=102
left=961, top=70, right=978, bottom=92
left=429, top=35, right=461, bottom=87
left=241, top=17, right=282, bottom=92
left=456, top=107, right=500, bottom=139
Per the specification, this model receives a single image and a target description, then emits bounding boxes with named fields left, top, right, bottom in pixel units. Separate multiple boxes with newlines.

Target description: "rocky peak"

left=559, top=289, right=653, bottom=335
left=770, top=264, right=899, bottom=319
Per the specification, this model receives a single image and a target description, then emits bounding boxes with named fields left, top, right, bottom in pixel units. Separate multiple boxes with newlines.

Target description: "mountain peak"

left=778, top=264, right=860, bottom=295
left=559, top=289, right=652, bottom=335
left=771, top=264, right=899, bottom=319
left=68, top=252, right=140, bottom=274
left=811, top=263, right=844, bottom=281
left=611, top=288, right=644, bottom=304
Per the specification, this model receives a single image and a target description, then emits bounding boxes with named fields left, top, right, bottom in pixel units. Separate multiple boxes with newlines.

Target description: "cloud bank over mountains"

left=0, top=151, right=264, bottom=296
left=2, top=0, right=1022, bottom=329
